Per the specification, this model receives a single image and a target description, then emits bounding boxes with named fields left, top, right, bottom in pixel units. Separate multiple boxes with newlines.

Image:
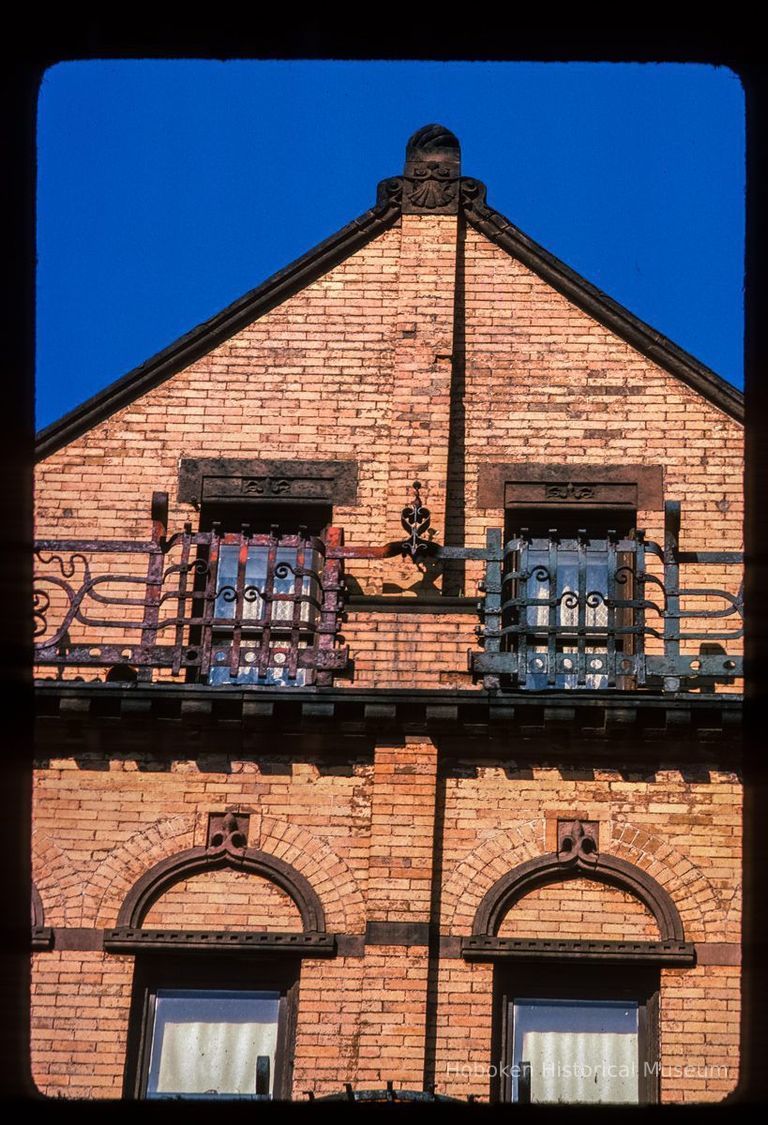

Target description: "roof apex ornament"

left=402, top=124, right=461, bottom=215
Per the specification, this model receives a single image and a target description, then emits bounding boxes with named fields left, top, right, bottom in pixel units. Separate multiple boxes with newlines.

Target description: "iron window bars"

left=34, top=492, right=347, bottom=687
left=470, top=502, right=743, bottom=692
left=34, top=491, right=742, bottom=693
left=497, top=526, right=636, bottom=690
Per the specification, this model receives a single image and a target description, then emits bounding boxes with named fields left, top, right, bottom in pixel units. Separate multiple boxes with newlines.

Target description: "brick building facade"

left=31, top=125, right=744, bottom=1104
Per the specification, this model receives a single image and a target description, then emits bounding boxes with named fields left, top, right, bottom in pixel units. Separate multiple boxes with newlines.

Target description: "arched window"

left=462, top=821, right=694, bottom=1105
left=110, top=815, right=334, bottom=1100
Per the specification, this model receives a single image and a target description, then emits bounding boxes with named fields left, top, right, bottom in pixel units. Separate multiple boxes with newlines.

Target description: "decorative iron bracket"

left=400, top=481, right=433, bottom=560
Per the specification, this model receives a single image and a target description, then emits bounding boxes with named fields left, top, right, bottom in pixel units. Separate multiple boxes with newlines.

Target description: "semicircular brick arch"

left=443, top=817, right=734, bottom=943
left=118, top=843, right=327, bottom=932
left=88, top=814, right=196, bottom=927
left=256, top=815, right=365, bottom=933
left=441, top=820, right=544, bottom=935
left=32, top=829, right=85, bottom=925
left=472, top=851, right=684, bottom=942
left=89, top=812, right=364, bottom=933
left=608, top=820, right=735, bottom=942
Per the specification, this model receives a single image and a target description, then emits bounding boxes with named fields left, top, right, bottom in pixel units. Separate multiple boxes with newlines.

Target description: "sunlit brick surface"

left=33, top=201, right=743, bottom=1102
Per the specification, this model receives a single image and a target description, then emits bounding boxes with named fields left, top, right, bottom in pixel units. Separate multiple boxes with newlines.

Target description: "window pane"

left=214, top=546, right=321, bottom=629
left=209, top=542, right=323, bottom=684
left=523, top=543, right=610, bottom=689
left=512, top=998, right=639, bottom=1104
left=146, top=989, right=280, bottom=1098
left=526, top=548, right=609, bottom=631
left=214, top=546, right=267, bottom=622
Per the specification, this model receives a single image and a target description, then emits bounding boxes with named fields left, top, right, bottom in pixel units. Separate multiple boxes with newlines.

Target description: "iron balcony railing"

left=33, top=489, right=743, bottom=693
left=34, top=493, right=347, bottom=687
left=469, top=502, right=743, bottom=692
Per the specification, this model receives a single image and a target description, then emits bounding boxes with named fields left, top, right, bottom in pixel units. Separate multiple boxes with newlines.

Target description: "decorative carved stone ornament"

left=207, top=811, right=250, bottom=850
left=401, top=124, right=461, bottom=215
left=476, top=463, right=664, bottom=511
left=545, top=483, right=596, bottom=502
left=557, top=818, right=600, bottom=863
left=178, top=458, right=358, bottom=508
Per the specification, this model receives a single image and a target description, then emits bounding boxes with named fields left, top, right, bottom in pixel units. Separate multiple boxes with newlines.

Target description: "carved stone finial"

left=402, top=124, right=461, bottom=215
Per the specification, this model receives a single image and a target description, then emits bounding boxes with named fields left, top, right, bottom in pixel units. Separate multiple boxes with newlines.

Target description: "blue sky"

left=35, top=61, right=744, bottom=430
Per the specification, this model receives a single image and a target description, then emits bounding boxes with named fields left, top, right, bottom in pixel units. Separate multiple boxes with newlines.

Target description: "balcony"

left=34, top=490, right=743, bottom=695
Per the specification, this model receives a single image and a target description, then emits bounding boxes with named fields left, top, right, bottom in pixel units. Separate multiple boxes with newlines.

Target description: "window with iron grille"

left=503, top=510, right=637, bottom=690
left=194, top=503, right=335, bottom=687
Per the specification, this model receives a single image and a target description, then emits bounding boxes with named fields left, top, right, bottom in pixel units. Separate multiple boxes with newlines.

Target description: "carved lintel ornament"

left=207, top=811, right=250, bottom=851
left=178, top=458, right=359, bottom=507
left=243, top=477, right=292, bottom=496
left=545, top=483, right=596, bottom=502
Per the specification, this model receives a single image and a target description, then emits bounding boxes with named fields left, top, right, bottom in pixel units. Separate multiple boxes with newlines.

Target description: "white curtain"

left=152, top=1019, right=277, bottom=1096
left=527, top=549, right=609, bottom=689
left=522, top=1029, right=638, bottom=1104
left=148, top=993, right=279, bottom=1097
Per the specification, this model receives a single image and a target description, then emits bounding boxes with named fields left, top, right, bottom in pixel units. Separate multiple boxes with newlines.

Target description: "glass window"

left=495, top=964, right=658, bottom=1105
left=510, top=998, right=639, bottom=1104
left=145, top=989, right=280, bottom=1099
left=126, top=957, right=298, bottom=1100
left=503, top=508, right=637, bottom=691
left=196, top=502, right=332, bottom=688
left=213, top=543, right=322, bottom=630
left=208, top=541, right=323, bottom=686
left=524, top=543, right=611, bottom=690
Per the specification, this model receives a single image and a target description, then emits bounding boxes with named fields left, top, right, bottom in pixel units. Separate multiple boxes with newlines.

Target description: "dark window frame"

left=503, top=507, right=638, bottom=691
left=491, top=962, right=659, bottom=1106
left=189, top=501, right=335, bottom=687
left=123, top=953, right=300, bottom=1101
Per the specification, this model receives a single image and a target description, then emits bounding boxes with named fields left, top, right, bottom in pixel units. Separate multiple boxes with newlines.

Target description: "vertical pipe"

left=137, top=491, right=168, bottom=682
left=663, top=501, right=681, bottom=691
left=483, top=527, right=503, bottom=690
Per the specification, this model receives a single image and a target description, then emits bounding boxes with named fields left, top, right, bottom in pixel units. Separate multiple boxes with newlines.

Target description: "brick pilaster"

left=356, top=737, right=438, bottom=1086
left=386, top=214, right=459, bottom=593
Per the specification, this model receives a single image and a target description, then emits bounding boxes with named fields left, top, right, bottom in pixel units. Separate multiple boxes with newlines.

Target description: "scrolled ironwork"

left=470, top=501, right=743, bottom=692
left=35, top=550, right=90, bottom=579
left=33, top=497, right=350, bottom=686
left=34, top=493, right=742, bottom=694
left=400, top=481, right=432, bottom=560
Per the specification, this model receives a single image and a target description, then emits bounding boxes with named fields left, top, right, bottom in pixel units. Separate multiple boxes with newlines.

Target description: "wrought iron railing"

left=34, top=493, right=348, bottom=687
left=470, top=502, right=743, bottom=692
left=34, top=489, right=743, bottom=693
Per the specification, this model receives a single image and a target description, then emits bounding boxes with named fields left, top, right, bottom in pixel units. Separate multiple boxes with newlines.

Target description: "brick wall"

left=495, top=879, right=660, bottom=940
left=30, top=748, right=742, bottom=1101
left=34, top=214, right=743, bottom=688
left=31, top=952, right=133, bottom=1099
left=142, top=869, right=304, bottom=931
left=32, top=199, right=743, bottom=1103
